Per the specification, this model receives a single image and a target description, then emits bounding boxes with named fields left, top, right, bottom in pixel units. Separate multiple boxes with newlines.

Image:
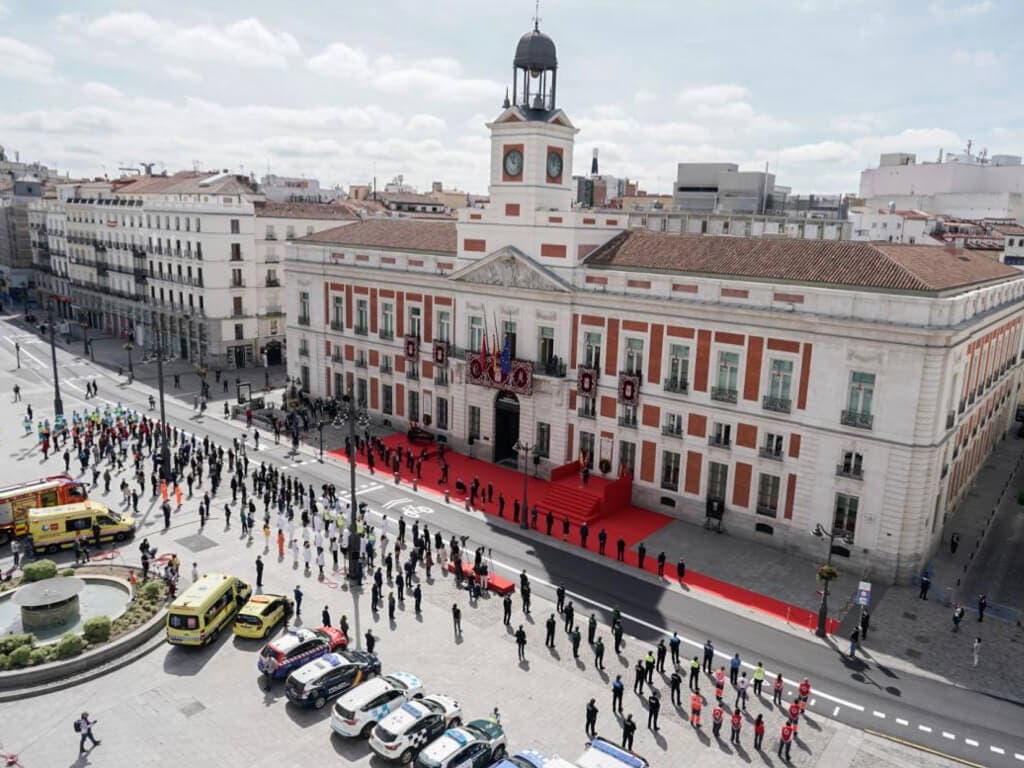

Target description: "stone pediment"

left=449, top=246, right=572, bottom=293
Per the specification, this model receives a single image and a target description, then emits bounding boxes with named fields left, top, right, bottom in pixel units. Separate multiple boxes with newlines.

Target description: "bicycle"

left=0, top=741, right=24, bottom=767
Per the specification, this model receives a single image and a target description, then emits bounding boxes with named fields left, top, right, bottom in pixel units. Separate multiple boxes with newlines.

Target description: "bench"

left=445, top=561, right=515, bottom=595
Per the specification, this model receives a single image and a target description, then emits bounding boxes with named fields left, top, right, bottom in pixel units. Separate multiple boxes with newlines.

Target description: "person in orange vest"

left=174, top=484, right=183, bottom=509
left=277, top=529, right=286, bottom=558
left=773, top=673, right=785, bottom=706
left=714, top=666, right=726, bottom=704
left=711, top=703, right=724, bottom=738
left=778, top=722, right=794, bottom=761
left=689, top=692, right=703, bottom=727
left=788, top=700, right=802, bottom=734
left=730, top=709, right=743, bottom=745
left=160, top=479, right=169, bottom=502
left=797, top=678, right=811, bottom=712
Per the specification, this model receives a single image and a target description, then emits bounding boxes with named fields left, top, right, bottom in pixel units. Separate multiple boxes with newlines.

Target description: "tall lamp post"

left=338, top=393, right=370, bottom=581
left=124, top=341, right=135, bottom=379
left=317, top=419, right=325, bottom=463
left=47, top=303, right=64, bottom=419
left=812, top=523, right=853, bottom=637
left=80, top=319, right=89, bottom=354
left=153, top=340, right=172, bottom=481
left=513, top=440, right=534, bottom=530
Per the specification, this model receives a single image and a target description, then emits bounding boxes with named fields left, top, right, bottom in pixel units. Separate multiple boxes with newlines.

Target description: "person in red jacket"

left=690, top=692, right=703, bottom=727
left=788, top=700, right=802, bottom=734
left=773, top=673, right=785, bottom=706
left=714, top=666, right=726, bottom=704
left=754, top=714, right=765, bottom=750
left=778, top=722, right=794, bottom=760
left=730, top=709, right=743, bottom=745
left=797, top=678, right=811, bottom=712
left=711, top=704, right=724, bottom=738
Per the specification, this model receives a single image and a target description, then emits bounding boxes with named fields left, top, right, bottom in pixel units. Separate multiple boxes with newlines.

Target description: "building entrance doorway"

left=264, top=340, right=283, bottom=366
left=493, top=391, right=520, bottom=465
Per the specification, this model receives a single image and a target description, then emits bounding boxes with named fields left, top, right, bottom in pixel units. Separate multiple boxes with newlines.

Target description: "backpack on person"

left=74, top=720, right=82, bottom=733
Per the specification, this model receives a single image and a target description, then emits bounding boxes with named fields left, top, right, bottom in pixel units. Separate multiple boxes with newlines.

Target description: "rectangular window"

left=838, top=450, right=864, bottom=478
left=502, top=320, right=517, bottom=359
left=265, top=225, right=275, bottom=239
left=357, top=378, right=367, bottom=409
left=660, top=450, right=681, bottom=490
left=299, top=291, right=310, bottom=324
left=765, top=359, right=793, bottom=412
left=234, top=323, right=244, bottom=340
left=230, top=219, right=240, bottom=234
left=664, top=412, right=684, bottom=436
left=298, top=338, right=309, bottom=356
left=537, top=326, right=555, bottom=365
left=584, top=332, right=602, bottom=369
left=714, top=351, right=739, bottom=401
left=356, top=299, right=368, bottom=333
left=619, top=404, right=637, bottom=428
left=469, top=317, right=483, bottom=353
left=579, top=432, right=595, bottom=468
left=382, top=385, right=393, bottom=415
left=848, top=372, right=875, bottom=414
left=230, top=243, right=242, bottom=261
left=757, top=474, right=780, bottom=517
left=619, top=440, right=636, bottom=475
left=666, top=344, right=689, bottom=392
left=286, top=225, right=295, bottom=240
left=833, top=493, right=859, bottom=537
left=468, top=405, right=481, bottom=439
left=332, top=297, right=344, bottom=330
left=409, top=306, right=422, bottom=339
left=437, top=310, right=451, bottom=343
left=624, top=338, right=644, bottom=375
left=437, top=398, right=449, bottom=431
left=381, top=303, right=394, bottom=338
left=231, top=268, right=243, bottom=288
left=762, top=432, right=783, bottom=458
left=232, top=296, right=243, bottom=316
left=536, top=422, right=550, bottom=457
left=708, top=461, right=729, bottom=499
left=300, top=365, right=310, bottom=392
left=711, top=422, right=731, bottom=447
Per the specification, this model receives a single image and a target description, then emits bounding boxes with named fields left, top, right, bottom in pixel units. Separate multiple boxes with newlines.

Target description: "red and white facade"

left=284, top=29, right=1024, bottom=582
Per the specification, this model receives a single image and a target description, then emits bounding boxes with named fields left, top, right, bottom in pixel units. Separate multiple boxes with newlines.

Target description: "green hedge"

left=21, top=559, right=58, bottom=583
left=83, top=616, right=111, bottom=643
left=30, top=646, right=53, bottom=665
left=9, top=645, right=31, bottom=667
left=55, top=633, right=84, bottom=659
left=140, top=581, right=162, bottom=601
left=0, top=633, right=36, bottom=655
left=61, top=568, right=76, bottom=577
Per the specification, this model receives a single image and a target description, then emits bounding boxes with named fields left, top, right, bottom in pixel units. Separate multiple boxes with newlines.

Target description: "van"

left=576, top=738, right=648, bottom=768
left=27, top=501, right=135, bottom=553
left=166, top=573, right=252, bottom=646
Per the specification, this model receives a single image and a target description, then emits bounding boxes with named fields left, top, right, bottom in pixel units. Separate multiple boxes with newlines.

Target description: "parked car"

left=257, top=626, right=347, bottom=679
left=284, top=649, right=381, bottom=709
left=414, top=719, right=506, bottom=768
left=330, top=671, right=423, bottom=737
left=370, top=694, right=462, bottom=764
left=233, top=593, right=293, bottom=639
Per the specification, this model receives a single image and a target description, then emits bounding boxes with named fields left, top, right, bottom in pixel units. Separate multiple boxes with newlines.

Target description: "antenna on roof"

left=533, top=0, right=541, bottom=30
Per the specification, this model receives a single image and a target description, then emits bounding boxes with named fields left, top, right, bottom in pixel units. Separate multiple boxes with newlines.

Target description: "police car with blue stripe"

left=369, top=694, right=462, bottom=764
left=284, top=649, right=381, bottom=709
left=413, top=718, right=506, bottom=768
left=257, top=625, right=347, bottom=680
left=575, top=737, right=649, bottom=768
left=489, top=749, right=579, bottom=768
left=330, top=671, right=424, bottom=738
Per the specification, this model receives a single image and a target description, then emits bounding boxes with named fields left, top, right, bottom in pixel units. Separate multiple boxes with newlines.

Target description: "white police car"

left=369, top=694, right=462, bottom=764
left=576, top=737, right=649, bottom=768
left=490, top=750, right=578, bottom=768
left=330, top=671, right=424, bottom=738
left=414, top=719, right=506, bottom=768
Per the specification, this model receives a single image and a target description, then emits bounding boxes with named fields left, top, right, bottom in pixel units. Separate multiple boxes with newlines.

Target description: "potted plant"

left=599, top=458, right=612, bottom=475
left=817, top=564, right=839, bottom=582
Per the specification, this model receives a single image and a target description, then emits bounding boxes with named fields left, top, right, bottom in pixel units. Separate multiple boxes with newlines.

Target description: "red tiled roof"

left=296, top=219, right=457, bottom=254
left=585, top=230, right=1020, bottom=293
left=991, top=224, right=1024, bottom=236
left=111, top=170, right=257, bottom=196
left=253, top=201, right=358, bottom=221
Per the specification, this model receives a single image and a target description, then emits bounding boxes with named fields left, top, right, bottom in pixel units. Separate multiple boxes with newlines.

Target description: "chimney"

left=591, top=148, right=599, bottom=176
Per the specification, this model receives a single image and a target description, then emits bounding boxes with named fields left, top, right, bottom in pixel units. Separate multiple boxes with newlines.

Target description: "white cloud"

left=678, top=83, right=749, bottom=106
left=951, top=49, right=1000, bottom=68
left=929, top=1, right=992, bottom=21
left=73, top=12, right=301, bottom=69
left=405, top=114, right=447, bottom=134
left=164, top=65, right=201, bottom=83
left=0, top=36, right=62, bottom=85
left=831, top=112, right=883, bottom=134
left=771, top=141, right=859, bottom=165
left=80, top=81, right=124, bottom=103
left=306, top=43, right=502, bottom=103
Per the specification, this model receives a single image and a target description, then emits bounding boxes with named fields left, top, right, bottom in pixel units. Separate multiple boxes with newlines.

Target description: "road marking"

left=991, top=747, right=1005, bottom=755
left=965, top=739, right=978, bottom=747
left=382, top=498, right=412, bottom=510
left=1013, top=752, right=1024, bottom=761
left=865, top=730, right=988, bottom=768
left=832, top=706, right=840, bottom=717
left=872, top=711, right=885, bottom=719
left=896, top=718, right=909, bottom=726
left=809, top=698, right=816, bottom=707
left=918, top=725, right=932, bottom=733
left=942, top=732, right=955, bottom=740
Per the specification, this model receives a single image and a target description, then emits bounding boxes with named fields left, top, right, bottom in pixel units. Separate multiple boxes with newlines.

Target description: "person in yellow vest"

left=753, top=662, right=766, bottom=696
left=689, top=692, right=702, bottom=727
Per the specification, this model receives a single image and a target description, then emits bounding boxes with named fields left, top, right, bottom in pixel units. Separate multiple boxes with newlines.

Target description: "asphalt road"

left=4, top=317, right=1022, bottom=768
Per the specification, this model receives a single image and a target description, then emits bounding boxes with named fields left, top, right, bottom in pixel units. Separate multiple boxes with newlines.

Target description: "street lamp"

left=338, top=393, right=371, bottom=582
left=151, top=340, right=173, bottom=482
left=513, top=440, right=534, bottom=529
left=80, top=319, right=88, bottom=354
left=46, top=301, right=64, bottom=419
left=317, top=419, right=325, bottom=463
left=123, top=341, right=135, bottom=379
left=812, top=523, right=854, bottom=638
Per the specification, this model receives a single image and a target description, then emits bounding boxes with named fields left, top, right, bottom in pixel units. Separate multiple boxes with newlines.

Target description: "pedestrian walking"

left=702, top=639, right=714, bottom=673
left=556, top=584, right=565, bottom=613
left=322, top=606, right=331, bottom=627
left=545, top=614, right=556, bottom=648
left=669, top=631, right=681, bottom=666
left=773, top=673, right=784, bottom=706
left=656, top=639, right=666, bottom=672
left=647, top=690, right=660, bottom=731
left=919, top=572, right=931, bottom=599
left=735, top=672, right=749, bottom=710
left=729, top=652, right=741, bottom=685
left=613, top=619, right=624, bottom=655
left=452, top=603, right=462, bottom=636
left=388, top=591, right=396, bottom=622
left=689, top=692, right=702, bottom=727
left=621, top=714, right=636, bottom=750
left=293, top=585, right=303, bottom=617
left=255, top=555, right=264, bottom=588
left=677, top=557, right=686, bottom=583
left=950, top=531, right=960, bottom=554
left=588, top=613, right=597, bottom=645
left=952, top=603, right=965, bottom=632
left=754, top=714, right=765, bottom=750
left=972, top=636, right=981, bottom=667
left=977, top=593, right=988, bottom=622
left=365, top=629, right=376, bottom=654
left=860, top=609, right=871, bottom=640
left=594, top=636, right=605, bottom=670
left=730, top=709, right=742, bottom=744
left=711, top=703, right=724, bottom=738
left=191, top=562, right=199, bottom=583
left=515, top=624, right=527, bottom=661
left=571, top=626, right=581, bottom=659
left=585, top=698, right=599, bottom=738
left=778, top=722, right=794, bottom=761
left=75, top=712, right=100, bottom=754
left=633, top=659, right=645, bottom=695
left=612, top=675, right=624, bottom=713
left=848, top=627, right=860, bottom=658
left=670, top=669, right=682, bottom=706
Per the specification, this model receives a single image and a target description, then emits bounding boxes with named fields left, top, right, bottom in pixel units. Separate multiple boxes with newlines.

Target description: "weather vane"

left=533, top=0, right=541, bottom=30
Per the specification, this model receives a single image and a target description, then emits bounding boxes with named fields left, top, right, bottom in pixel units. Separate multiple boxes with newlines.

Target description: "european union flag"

left=499, top=333, right=512, bottom=377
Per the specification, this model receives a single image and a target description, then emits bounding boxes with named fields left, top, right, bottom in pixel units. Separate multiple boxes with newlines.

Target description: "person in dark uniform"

left=670, top=668, right=683, bottom=706
left=515, top=625, right=527, bottom=661
left=633, top=659, right=645, bottom=695
left=598, top=528, right=608, bottom=555
left=647, top=691, right=661, bottom=731
left=502, top=594, right=512, bottom=625
left=413, top=584, right=422, bottom=614
left=656, top=639, right=667, bottom=672
left=585, top=698, right=599, bottom=738
left=657, top=551, right=666, bottom=577
left=545, top=510, right=554, bottom=536
left=571, top=627, right=582, bottom=658
left=580, top=522, right=589, bottom=549
left=677, top=558, right=686, bottom=583
left=564, top=601, right=575, bottom=633
left=594, top=636, right=605, bottom=670
left=621, top=714, right=636, bottom=749
left=452, top=604, right=461, bottom=636
left=562, top=516, right=571, bottom=540
left=556, top=584, right=566, bottom=613
left=545, top=614, right=556, bottom=647
left=616, top=537, right=626, bottom=561
left=637, top=543, right=647, bottom=570
left=588, top=613, right=598, bottom=645
left=611, top=675, right=624, bottom=713
left=613, top=620, right=624, bottom=655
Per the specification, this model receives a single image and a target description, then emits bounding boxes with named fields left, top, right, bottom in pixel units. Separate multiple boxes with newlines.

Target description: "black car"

left=284, top=649, right=381, bottom=709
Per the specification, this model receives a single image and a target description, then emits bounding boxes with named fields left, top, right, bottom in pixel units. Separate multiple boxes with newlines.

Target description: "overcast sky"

left=0, top=0, right=1019, bottom=196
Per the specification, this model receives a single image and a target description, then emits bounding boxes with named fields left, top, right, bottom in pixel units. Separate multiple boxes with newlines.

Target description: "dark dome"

left=514, top=28, right=557, bottom=71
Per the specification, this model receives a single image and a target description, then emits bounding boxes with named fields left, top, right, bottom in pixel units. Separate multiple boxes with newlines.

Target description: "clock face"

left=503, top=149, right=523, bottom=178
left=546, top=151, right=563, bottom=179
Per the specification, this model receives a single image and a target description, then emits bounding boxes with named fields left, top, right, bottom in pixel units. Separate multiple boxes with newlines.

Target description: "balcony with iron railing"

left=537, top=358, right=568, bottom=378
left=330, top=321, right=344, bottom=332
left=840, top=410, right=873, bottom=430
left=661, top=424, right=684, bottom=439
left=762, top=395, right=792, bottom=414
left=617, top=415, right=638, bottom=429
left=330, top=350, right=344, bottom=364
left=230, top=277, right=246, bottom=288
left=297, top=315, right=311, bottom=326
left=708, top=434, right=732, bottom=449
left=298, top=345, right=310, bottom=358
left=758, top=447, right=783, bottom=461
left=380, top=360, right=393, bottom=375
left=663, top=377, right=689, bottom=394
left=406, top=367, right=419, bottom=381
left=660, top=478, right=679, bottom=492
left=379, top=328, right=394, bottom=341
left=577, top=404, right=596, bottom=420
left=835, top=464, right=864, bottom=480
left=756, top=504, right=778, bottom=518
left=265, top=277, right=280, bottom=287
left=434, top=371, right=449, bottom=386
left=354, top=324, right=369, bottom=336
left=711, top=386, right=738, bottom=404
left=355, top=356, right=368, bottom=369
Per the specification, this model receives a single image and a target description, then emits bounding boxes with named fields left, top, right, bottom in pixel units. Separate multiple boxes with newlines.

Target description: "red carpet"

left=330, top=435, right=839, bottom=635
